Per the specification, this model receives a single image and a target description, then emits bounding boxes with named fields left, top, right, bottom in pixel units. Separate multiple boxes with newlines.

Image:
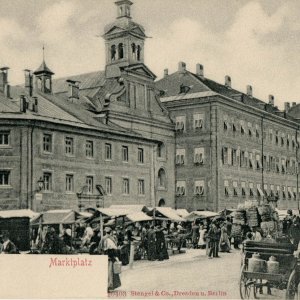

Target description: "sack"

left=113, top=260, right=122, bottom=274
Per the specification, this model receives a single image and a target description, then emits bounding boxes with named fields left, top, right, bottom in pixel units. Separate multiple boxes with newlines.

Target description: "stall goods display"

left=231, top=224, right=242, bottom=238
left=233, top=210, right=245, bottom=225
left=258, top=205, right=272, bottom=222
left=246, top=207, right=259, bottom=227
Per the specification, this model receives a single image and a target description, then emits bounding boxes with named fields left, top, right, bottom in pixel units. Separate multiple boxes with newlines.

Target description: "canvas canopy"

left=109, top=205, right=149, bottom=213
left=31, top=209, right=85, bottom=226
left=148, top=207, right=185, bottom=222
left=126, top=212, right=152, bottom=223
left=0, top=209, right=39, bottom=220
left=175, top=209, right=189, bottom=218
left=185, top=210, right=219, bottom=222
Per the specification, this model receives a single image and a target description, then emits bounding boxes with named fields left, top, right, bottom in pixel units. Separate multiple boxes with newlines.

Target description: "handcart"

left=240, top=240, right=300, bottom=299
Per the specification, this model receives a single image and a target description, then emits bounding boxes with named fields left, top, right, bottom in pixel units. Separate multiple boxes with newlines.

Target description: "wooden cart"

left=240, top=240, right=300, bottom=299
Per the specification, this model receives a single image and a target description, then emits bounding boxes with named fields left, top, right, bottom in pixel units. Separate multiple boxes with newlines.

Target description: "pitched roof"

left=156, top=70, right=296, bottom=122
left=52, top=70, right=105, bottom=94
left=33, top=60, right=54, bottom=75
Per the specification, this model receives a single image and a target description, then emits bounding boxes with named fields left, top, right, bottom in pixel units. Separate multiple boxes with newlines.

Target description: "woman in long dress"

left=103, top=228, right=121, bottom=292
left=219, top=223, right=230, bottom=253
left=198, top=225, right=206, bottom=249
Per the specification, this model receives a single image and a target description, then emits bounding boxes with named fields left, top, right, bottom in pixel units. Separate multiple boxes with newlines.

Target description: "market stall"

left=0, top=209, right=39, bottom=251
left=185, top=210, right=219, bottom=222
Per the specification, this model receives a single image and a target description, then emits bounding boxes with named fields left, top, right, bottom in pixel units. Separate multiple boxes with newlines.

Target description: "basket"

left=113, top=261, right=122, bottom=274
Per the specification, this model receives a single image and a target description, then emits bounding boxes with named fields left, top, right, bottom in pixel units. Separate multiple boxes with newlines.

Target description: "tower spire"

left=42, top=44, right=45, bottom=62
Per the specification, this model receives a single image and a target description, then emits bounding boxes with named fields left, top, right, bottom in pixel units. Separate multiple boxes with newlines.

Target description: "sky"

left=1, top=0, right=300, bottom=108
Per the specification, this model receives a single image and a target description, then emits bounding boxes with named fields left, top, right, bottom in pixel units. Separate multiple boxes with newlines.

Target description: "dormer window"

left=179, top=84, right=190, bottom=94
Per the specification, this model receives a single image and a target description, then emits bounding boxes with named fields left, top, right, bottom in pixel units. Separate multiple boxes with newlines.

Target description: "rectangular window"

left=138, top=148, right=144, bottom=164
left=194, top=148, right=204, bottom=164
left=282, top=186, right=286, bottom=200
left=175, top=116, right=186, bottom=132
left=0, top=171, right=9, bottom=185
left=138, top=179, right=145, bottom=195
left=241, top=182, right=246, bottom=197
left=0, top=132, right=9, bottom=145
left=256, top=154, right=262, bottom=170
left=176, top=181, right=186, bottom=196
left=85, top=140, right=94, bottom=158
left=176, top=149, right=185, bottom=165
left=65, top=137, right=74, bottom=156
left=224, top=180, right=229, bottom=197
left=249, top=182, right=254, bottom=197
left=249, top=153, right=253, bottom=169
left=86, top=176, right=93, bottom=194
left=105, top=177, right=112, bottom=195
left=105, top=143, right=112, bottom=160
left=122, top=178, right=130, bottom=194
left=232, top=149, right=237, bottom=166
left=122, top=146, right=129, bottom=162
left=240, top=121, right=245, bottom=135
left=43, top=134, right=52, bottom=153
left=43, top=172, right=52, bottom=191
left=222, top=147, right=228, bottom=165
left=233, top=181, right=238, bottom=196
left=257, top=183, right=263, bottom=198
left=194, top=180, right=204, bottom=196
left=65, top=174, right=74, bottom=192
left=193, top=114, right=204, bottom=130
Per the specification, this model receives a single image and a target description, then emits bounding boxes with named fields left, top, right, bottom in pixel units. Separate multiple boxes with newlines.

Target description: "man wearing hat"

left=1, top=231, right=18, bottom=254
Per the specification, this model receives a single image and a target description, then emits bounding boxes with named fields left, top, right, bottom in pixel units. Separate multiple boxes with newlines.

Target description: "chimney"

left=268, top=95, right=274, bottom=106
left=4, top=84, right=10, bottom=98
left=0, top=67, right=9, bottom=93
left=164, top=69, right=168, bottom=77
left=24, top=69, right=33, bottom=97
left=196, top=64, right=204, bottom=78
left=284, top=102, right=290, bottom=112
left=246, top=85, right=253, bottom=97
left=178, top=61, right=186, bottom=73
left=66, top=80, right=80, bottom=101
left=20, top=95, right=27, bottom=113
left=225, top=75, right=231, bottom=88
left=292, top=102, right=297, bottom=107
left=32, top=97, right=38, bottom=113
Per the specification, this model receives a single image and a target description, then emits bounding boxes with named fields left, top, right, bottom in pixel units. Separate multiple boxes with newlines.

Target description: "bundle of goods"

left=261, top=220, right=278, bottom=238
left=231, top=223, right=242, bottom=239
left=258, top=204, right=272, bottom=222
left=246, top=207, right=259, bottom=227
left=232, top=208, right=246, bottom=225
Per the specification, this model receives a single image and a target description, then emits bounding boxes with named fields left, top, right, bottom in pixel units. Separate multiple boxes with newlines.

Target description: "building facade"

left=0, top=0, right=175, bottom=212
left=156, top=62, right=300, bottom=211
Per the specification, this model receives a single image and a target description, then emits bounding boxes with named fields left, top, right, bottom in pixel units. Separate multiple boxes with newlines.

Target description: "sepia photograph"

left=1, top=0, right=300, bottom=299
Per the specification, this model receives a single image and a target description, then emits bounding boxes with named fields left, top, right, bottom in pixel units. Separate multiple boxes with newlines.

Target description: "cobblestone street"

left=114, top=248, right=286, bottom=299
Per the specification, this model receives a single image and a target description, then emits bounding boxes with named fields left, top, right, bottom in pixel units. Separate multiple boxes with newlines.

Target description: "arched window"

left=158, top=168, right=166, bottom=188
left=111, top=45, right=116, bottom=61
left=158, top=199, right=165, bottom=207
left=118, top=43, right=124, bottom=59
left=137, top=45, right=141, bottom=61
left=119, top=6, right=123, bottom=16
left=131, top=43, right=136, bottom=59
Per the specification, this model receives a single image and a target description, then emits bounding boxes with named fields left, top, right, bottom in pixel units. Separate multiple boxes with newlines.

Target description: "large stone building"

left=0, top=0, right=175, bottom=212
left=156, top=63, right=300, bottom=211
left=0, top=0, right=300, bottom=212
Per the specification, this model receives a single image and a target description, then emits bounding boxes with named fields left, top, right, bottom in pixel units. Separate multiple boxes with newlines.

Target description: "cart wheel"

left=286, top=270, right=300, bottom=300
left=239, top=265, right=257, bottom=299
